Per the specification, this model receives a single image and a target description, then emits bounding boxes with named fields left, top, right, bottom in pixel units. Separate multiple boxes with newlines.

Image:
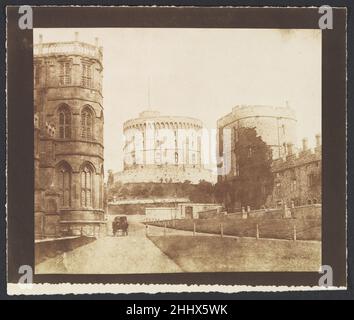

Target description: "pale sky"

left=34, top=28, right=321, bottom=175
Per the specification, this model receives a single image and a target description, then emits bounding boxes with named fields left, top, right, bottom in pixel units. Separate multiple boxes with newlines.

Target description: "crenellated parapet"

left=218, top=104, right=296, bottom=127
left=266, top=133, right=322, bottom=208
left=123, top=111, right=203, bottom=131
left=34, top=32, right=102, bottom=63
left=33, top=32, right=103, bottom=95
left=271, top=134, right=322, bottom=172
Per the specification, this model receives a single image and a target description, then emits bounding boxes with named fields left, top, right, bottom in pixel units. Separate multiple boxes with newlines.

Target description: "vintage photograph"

left=33, top=27, right=322, bottom=274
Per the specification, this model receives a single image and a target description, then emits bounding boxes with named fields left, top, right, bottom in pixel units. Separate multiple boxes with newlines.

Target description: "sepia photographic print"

left=6, top=6, right=348, bottom=295
left=33, top=27, right=322, bottom=275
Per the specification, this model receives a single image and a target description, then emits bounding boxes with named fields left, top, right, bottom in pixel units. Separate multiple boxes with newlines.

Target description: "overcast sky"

left=34, top=28, right=321, bottom=175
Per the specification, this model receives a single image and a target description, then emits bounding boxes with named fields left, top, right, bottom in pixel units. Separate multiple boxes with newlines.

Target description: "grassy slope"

left=148, top=216, right=321, bottom=241
left=149, top=235, right=321, bottom=272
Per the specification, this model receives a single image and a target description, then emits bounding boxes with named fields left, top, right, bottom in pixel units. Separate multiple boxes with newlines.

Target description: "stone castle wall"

left=216, top=105, right=321, bottom=210
left=266, top=136, right=322, bottom=208
left=34, top=35, right=106, bottom=238
left=114, top=164, right=216, bottom=184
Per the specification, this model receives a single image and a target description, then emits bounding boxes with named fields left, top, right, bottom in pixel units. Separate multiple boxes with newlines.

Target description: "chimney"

left=39, top=34, right=43, bottom=44
left=75, top=32, right=79, bottom=42
left=302, top=138, right=308, bottom=152
left=315, top=134, right=321, bottom=147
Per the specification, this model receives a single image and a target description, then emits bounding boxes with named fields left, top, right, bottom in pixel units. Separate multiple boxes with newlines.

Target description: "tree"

left=118, top=186, right=130, bottom=198
left=151, top=184, right=164, bottom=197
left=214, top=181, right=226, bottom=203
left=227, top=127, right=274, bottom=210
left=193, top=180, right=214, bottom=203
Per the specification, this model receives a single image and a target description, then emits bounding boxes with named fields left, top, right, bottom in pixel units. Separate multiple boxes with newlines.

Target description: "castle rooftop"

left=139, top=110, right=161, bottom=118
left=123, top=110, right=204, bottom=129
left=34, top=33, right=102, bottom=61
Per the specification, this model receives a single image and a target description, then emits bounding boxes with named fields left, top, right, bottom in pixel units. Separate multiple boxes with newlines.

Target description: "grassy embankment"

left=147, top=216, right=321, bottom=241
left=149, top=235, right=321, bottom=272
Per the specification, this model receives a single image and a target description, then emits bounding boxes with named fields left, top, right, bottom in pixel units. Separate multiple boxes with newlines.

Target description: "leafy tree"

left=131, top=184, right=144, bottom=197
left=214, top=180, right=232, bottom=207
left=118, top=186, right=130, bottom=198
left=151, top=184, right=164, bottom=197
left=191, top=180, right=214, bottom=203
left=225, top=127, right=274, bottom=210
left=214, top=181, right=225, bottom=203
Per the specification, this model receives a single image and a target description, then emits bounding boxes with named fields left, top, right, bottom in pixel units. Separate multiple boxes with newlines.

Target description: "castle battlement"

left=232, top=104, right=293, bottom=112
left=218, top=104, right=296, bottom=128
left=271, top=134, right=321, bottom=172
left=34, top=33, right=102, bottom=62
left=232, top=104, right=296, bottom=120
left=123, top=110, right=203, bottom=131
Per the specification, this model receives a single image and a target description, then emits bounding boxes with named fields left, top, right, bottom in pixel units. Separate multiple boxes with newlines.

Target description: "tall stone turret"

left=34, top=33, right=105, bottom=238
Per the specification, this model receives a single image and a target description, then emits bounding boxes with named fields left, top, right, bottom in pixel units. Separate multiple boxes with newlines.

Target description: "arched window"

left=81, top=164, right=93, bottom=207
left=81, top=107, right=93, bottom=140
left=56, top=162, right=71, bottom=207
left=58, top=105, right=71, bottom=139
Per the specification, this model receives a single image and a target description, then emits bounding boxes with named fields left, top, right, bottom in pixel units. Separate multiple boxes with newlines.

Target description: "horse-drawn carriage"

left=112, top=216, right=129, bottom=236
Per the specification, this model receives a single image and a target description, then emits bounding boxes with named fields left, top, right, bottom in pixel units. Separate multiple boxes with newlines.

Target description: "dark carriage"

left=112, top=216, right=129, bottom=236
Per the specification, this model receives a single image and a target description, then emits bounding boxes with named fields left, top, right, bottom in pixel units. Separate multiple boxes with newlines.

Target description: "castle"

left=217, top=104, right=321, bottom=210
left=266, top=135, right=321, bottom=208
left=217, top=104, right=297, bottom=172
left=34, top=33, right=106, bottom=238
left=114, top=110, right=215, bottom=184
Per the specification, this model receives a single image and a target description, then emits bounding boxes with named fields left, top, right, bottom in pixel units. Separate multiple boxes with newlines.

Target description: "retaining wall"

left=35, top=236, right=96, bottom=264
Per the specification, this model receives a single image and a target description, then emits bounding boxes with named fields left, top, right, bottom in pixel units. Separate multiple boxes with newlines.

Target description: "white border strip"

left=7, top=283, right=344, bottom=295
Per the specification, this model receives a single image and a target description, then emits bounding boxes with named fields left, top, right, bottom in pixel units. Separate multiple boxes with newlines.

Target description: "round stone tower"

left=114, top=110, right=215, bottom=184
left=34, top=33, right=105, bottom=237
left=217, top=104, right=297, bottom=159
